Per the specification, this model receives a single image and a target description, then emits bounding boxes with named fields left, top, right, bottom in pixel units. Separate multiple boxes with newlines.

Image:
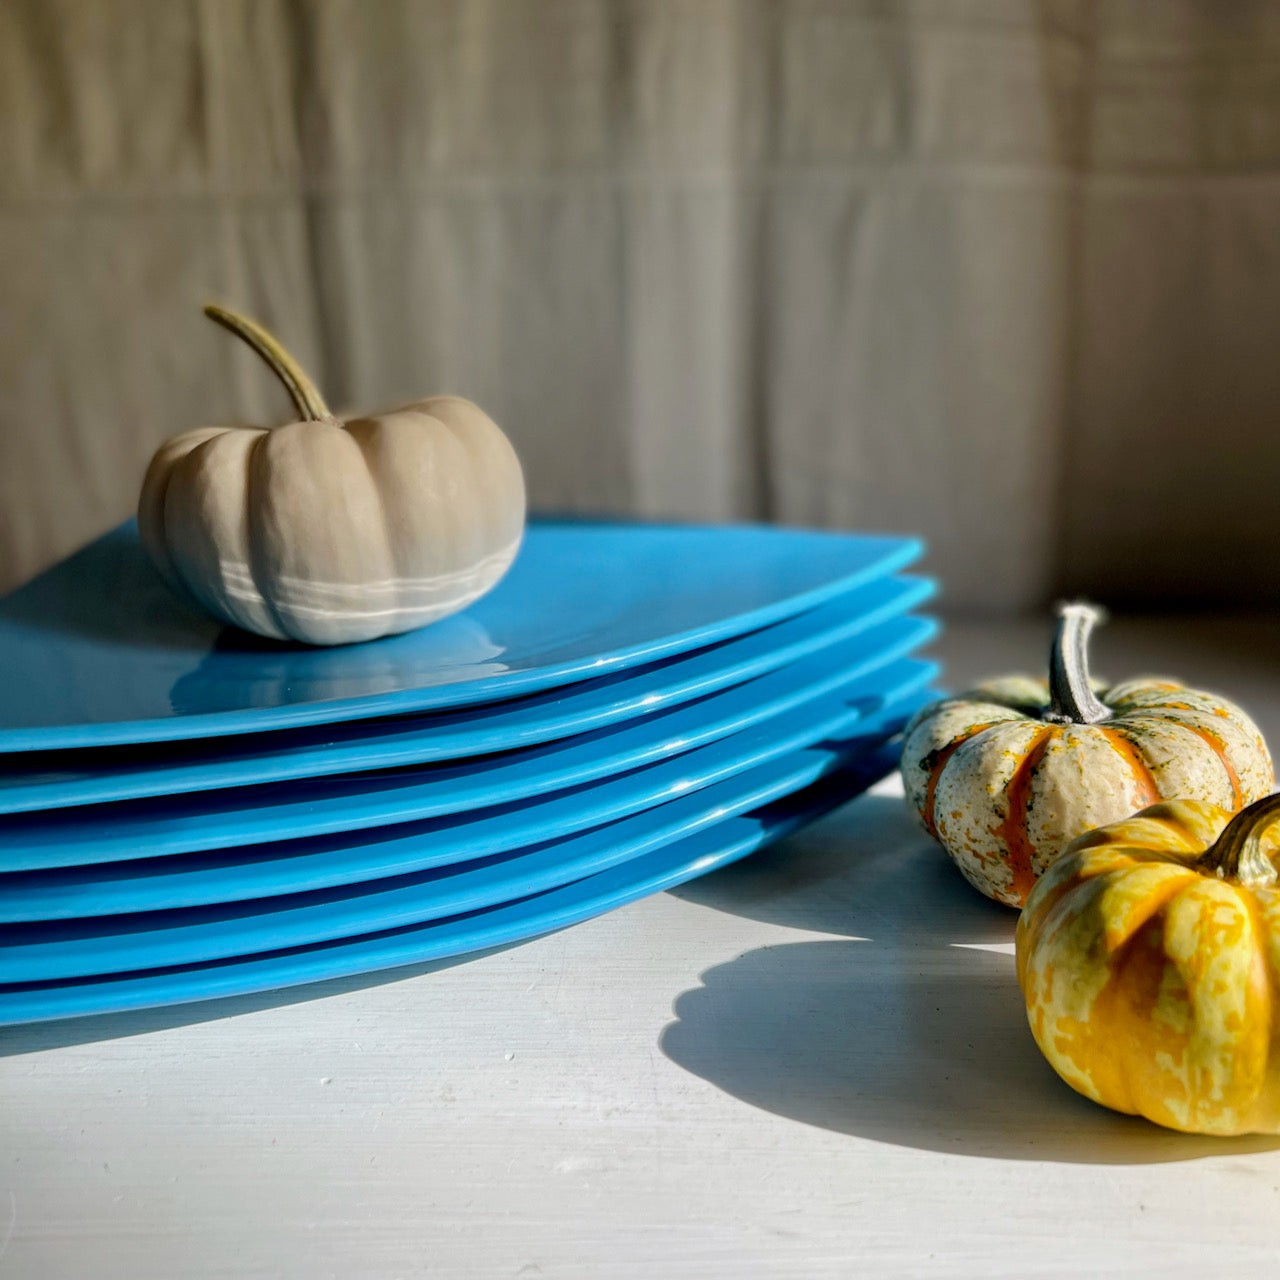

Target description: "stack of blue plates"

left=0, top=520, right=939, bottom=1025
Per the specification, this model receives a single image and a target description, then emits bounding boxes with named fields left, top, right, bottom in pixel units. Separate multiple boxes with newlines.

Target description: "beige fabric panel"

left=1062, top=1, right=1280, bottom=607
left=0, top=1, right=1274, bottom=609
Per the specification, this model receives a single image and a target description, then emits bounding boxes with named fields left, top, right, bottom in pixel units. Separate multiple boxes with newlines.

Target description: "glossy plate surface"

left=0, top=519, right=922, bottom=750
left=0, top=742, right=902, bottom=1025
left=0, top=655, right=937, bottom=874
left=0, top=692, right=931, bottom=984
left=0, top=575, right=933, bottom=813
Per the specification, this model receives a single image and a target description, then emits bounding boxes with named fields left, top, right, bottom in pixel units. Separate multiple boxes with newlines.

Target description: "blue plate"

left=0, top=519, right=923, bottom=750
left=0, top=654, right=937, bottom=874
left=0, top=681, right=932, bottom=923
left=0, top=742, right=902, bottom=1024
left=0, top=695, right=930, bottom=983
left=0, top=574, right=933, bottom=813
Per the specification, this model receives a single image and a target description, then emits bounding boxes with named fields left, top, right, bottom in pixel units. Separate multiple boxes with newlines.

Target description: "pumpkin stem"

left=1198, top=792, right=1280, bottom=886
left=1046, top=602, right=1112, bottom=725
left=203, top=303, right=331, bottom=423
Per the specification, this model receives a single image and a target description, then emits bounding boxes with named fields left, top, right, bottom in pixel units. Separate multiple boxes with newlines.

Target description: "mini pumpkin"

left=901, top=604, right=1273, bottom=907
left=138, top=305, right=525, bottom=645
left=1017, top=793, right=1280, bottom=1135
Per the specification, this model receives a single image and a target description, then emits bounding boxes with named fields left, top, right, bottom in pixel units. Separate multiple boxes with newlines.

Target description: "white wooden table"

left=5, top=616, right=1280, bottom=1279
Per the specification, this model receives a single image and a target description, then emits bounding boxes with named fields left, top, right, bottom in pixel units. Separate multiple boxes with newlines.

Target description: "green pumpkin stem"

left=203, top=303, right=331, bottom=423
left=1198, top=792, right=1280, bottom=886
left=1047, top=602, right=1112, bottom=725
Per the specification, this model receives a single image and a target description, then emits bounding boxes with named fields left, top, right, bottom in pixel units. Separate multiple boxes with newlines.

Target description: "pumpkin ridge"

left=138, top=428, right=230, bottom=590
left=1177, top=723, right=1245, bottom=810
left=165, top=432, right=246, bottom=622
left=1159, top=879, right=1270, bottom=1127
left=1245, top=891, right=1280, bottom=1115
left=1092, top=812, right=1212, bottom=857
left=141, top=453, right=183, bottom=590
left=1108, top=917, right=1193, bottom=1126
left=1032, top=873, right=1136, bottom=1108
left=921, top=720, right=1003, bottom=836
left=345, top=421, right=404, bottom=582
left=996, top=725, right=1056, bottom=904
left=1077, top=963, right=1140, bottom=1113
left=243, top=429, right=294, bottom=642
left=1097, top=726, right=1162, bottom=809
left=1099, top=863, right=1199, bottom=954
left=1240, top=890, right=1277, bottom=1134
left=419, top=402, right=492, bottom=556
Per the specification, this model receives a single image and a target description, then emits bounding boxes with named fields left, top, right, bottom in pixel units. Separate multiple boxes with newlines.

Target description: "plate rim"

left=0, top=743, right=902, bottom=1025
left=0, top=714, right=926, bottom=983
left=0, top=657, right=938, bottom=874
left=0, top=520, right=924, bottom=751
left=0, top=576, right=934, bottom=812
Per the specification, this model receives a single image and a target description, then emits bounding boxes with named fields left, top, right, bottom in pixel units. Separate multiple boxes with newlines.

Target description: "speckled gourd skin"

left=901, top=613, right=1274, bottom=908
left=138, top=307, right=525, bottom=646
left=1016, top=795, right=1280, bottom=1135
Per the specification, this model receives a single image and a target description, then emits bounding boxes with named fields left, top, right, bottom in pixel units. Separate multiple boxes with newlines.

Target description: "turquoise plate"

left=0, top=740, right=904, bottom=1024
left=0, top=690, right=930, bottom=984
left=0, top=519, right=922, bottom=750
left=0, top=670, right=930, bottom=924
left=0, top=574, right=932, bottom=812
left=0, top=653, right=937, bottom=874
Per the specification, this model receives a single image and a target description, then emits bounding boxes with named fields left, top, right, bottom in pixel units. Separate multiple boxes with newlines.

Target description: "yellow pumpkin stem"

left=1046, top=602, right=1112, bottom=726
left=1198, top=792, right=1280, bottom=886
left=203, top=303, right=331, bottom=423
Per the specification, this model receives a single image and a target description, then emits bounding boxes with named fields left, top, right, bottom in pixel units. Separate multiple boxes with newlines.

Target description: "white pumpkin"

left=139, top=305, right=525, bottom=645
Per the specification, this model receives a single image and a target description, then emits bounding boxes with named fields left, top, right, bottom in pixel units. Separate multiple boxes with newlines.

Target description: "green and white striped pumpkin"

left=901, top=604, right=1274, bottom=907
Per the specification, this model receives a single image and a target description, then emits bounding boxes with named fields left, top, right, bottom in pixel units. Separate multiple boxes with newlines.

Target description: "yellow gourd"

left=138, top=306, right=525, bottom=645
left=901, top=604, right=1273, bottom=906
left=1017, top=793, right=1280, bottom=1134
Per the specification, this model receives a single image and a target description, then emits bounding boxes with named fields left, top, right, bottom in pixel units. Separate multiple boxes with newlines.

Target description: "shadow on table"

left=660, top=792, right=1280, bottom=1164
left=0, top=944, right=516, bottom=1057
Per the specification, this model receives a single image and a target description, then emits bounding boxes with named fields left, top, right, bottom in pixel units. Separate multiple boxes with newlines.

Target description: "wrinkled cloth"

left=2, top=0, right=1278, bottom=608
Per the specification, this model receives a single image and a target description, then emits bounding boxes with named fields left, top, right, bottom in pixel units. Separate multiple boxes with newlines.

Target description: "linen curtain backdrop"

left=2, top=0, right=1278, bottom=610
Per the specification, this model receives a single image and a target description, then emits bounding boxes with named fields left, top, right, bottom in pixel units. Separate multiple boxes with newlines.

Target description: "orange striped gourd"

left=1017, top=793, right=1280, bottom=1135
left=900, top=604, right=1273, bottom=907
